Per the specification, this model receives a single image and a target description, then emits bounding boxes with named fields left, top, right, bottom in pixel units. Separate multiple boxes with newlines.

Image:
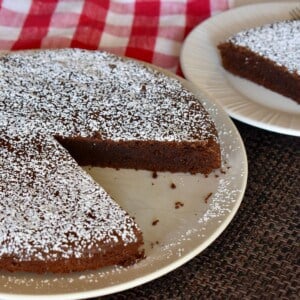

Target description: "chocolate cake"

left=0, top=49, right=221, bottom=273
left=218, top=20, right=300, bottom=103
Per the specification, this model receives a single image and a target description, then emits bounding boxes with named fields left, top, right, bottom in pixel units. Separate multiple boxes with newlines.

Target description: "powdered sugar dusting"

left=228, top=20, right=300, bottom=75
left=0, top=49, right=217, bottom=142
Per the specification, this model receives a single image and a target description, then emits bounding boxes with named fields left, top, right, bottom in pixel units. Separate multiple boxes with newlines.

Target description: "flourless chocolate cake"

left=0, top=49, right=221, bottom=273
left=218, top=20, right=300, bottom=103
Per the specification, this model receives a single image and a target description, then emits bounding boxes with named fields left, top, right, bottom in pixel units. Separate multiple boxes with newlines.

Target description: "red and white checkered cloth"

left=0, top=0, right=228, bottom=74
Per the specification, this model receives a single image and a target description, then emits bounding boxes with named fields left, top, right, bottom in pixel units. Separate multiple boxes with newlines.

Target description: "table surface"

left=99, top=121, right=299, bottom=299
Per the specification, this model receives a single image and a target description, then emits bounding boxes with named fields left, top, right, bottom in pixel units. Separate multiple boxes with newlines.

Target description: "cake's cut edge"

left=56, top=136, right=221, bottom=175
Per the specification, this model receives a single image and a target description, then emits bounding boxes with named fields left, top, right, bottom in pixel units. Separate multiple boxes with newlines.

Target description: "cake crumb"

left=170, top=183, right=176, bottom=189
left=175, top=201, right=184, bottom=209
left=140, top=83, right=147, bottom=93
left=214, top=174, right=219, bottom=178
left=150, top=241, right=159, bottom=249
left=152, top=171, right=158, bottom=179
left=152, top=219, right=159, bottom=226
left=204, top=192, right=213, bottom=203
left=220, top=169, right=226, bottom=174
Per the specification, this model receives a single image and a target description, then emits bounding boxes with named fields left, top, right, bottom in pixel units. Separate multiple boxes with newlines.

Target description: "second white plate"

left=180, top=2, right=300, bottom=136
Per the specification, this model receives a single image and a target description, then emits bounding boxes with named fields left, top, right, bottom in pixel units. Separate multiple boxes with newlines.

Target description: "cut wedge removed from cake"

left=218, top=20, right=300, bottom=103
left=0, top=49, right=221, bottom=273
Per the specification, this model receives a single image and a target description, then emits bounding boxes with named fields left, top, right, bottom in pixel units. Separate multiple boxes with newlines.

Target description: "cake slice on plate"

left=0, top=49, right=221, bottom=273
left=218, top=20, right=300, bottom=103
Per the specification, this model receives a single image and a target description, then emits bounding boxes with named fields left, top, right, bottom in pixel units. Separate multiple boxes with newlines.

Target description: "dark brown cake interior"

left=56, top=136, right=221, bottom=175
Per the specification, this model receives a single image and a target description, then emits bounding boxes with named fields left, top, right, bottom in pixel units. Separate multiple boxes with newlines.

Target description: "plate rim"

left=180, top=1, right=300, bottom=137
left=0, top=57, right=248, bottom=300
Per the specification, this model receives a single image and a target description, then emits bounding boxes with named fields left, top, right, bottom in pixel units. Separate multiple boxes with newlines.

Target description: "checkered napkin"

left=0, top=0, right=228, bottom=74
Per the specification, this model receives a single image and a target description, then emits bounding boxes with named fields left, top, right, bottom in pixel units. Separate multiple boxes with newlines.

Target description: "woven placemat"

left=97, top=121, right=299, bottom=299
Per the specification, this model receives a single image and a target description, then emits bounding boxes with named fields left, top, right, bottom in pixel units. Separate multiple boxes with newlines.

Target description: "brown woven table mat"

left=96, top=121, right=299, bottom=300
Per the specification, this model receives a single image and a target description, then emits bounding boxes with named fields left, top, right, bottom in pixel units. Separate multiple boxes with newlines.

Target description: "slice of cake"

left=0, top=129, right=144, bottom=273
left=218, top=20, right=300, bottom=103
left=0, top=49, right=221, bottom=273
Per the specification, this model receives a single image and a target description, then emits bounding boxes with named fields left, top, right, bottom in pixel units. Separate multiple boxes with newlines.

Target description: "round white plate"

left=180, top=2, right=300, bottom=137
left=0, top=67, right=247, bottom=300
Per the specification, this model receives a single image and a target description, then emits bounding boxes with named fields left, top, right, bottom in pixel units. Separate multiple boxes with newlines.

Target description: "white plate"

left=0, top=68, right=247, bottom=299
left=180, top=2, right=300, bottom=136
